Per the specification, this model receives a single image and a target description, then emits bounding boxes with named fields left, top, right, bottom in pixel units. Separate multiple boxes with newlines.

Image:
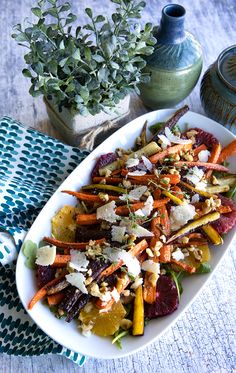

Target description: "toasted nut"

left=120, top=319, right=133, bottom=330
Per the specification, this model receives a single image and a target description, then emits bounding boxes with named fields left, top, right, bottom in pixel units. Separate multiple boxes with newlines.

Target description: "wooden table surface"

left=1, top=0, right=236, bottom=372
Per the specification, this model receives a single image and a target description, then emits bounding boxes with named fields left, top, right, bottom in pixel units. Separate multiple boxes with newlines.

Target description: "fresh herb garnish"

left=112, top=329, right=129, bottom=349
left=22, top=240, right=37, bottom=269
left=165, top=266, right=184, bottom=300
left=196, top=263, right=212, bottom=274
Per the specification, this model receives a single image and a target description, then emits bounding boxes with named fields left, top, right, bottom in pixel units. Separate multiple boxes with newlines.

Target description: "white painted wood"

left=1, top=0, right=236, bottom=371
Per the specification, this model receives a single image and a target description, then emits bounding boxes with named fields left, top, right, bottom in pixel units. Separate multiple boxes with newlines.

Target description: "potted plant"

left=12, top=0, right=156, bottom=148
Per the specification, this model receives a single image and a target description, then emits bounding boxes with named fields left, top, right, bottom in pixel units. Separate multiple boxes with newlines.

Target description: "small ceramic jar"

left=139, top=4, right=203, bottom=109
left=200, top=45, right=236, bottom=133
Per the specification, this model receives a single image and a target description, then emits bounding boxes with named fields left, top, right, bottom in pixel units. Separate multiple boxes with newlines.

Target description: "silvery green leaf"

left=60, top=3, right=71, bottom=12
left=72, top=48, right=81, bottom=60
left=31, top=7, right=42, bottom=17
left=84, top=46, right=91, bottom=62
left=93, top=54, right=105, bottom=63
left=95, top=15, right=105, bottom=23
left=65, top=13, right=77, bottom=25
left=14, top=33, right=28, bottom=42
left=59, top=57, right=68, bottom=67
left=59, top=40, right=65, bottom=49
left=110, top=61, right=119, bottom=69
left=85, top=8, right=93, bottom=18
left=79, top=86, right=89, bottom=101
left=22, top=68, right=32, bottom=78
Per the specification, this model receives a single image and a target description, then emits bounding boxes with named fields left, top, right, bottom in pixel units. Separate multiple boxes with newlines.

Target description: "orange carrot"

left=150, top=217, right=161, bottom=251
left=205, top=143, right=222, bottom=179
left=159, top=245, right=171, bottom=263
left=193, top=144, right=207, bottom=158
left=111, top=168, right=122, bottom=176
left=52, top=254, right=71, bottom=267
left=158, top=205, right=170, bottom=236
left=62, top=190, right=119, bottom=202
left=153, top=188, right=162, bottom=200
left=171, top=259, right=196, bottom=274
left=149, top=143, right=192, bottom=164
left=43, top=237, right=106, bottom=249
left=28, top=274, right=65, bottom=310
left=143, top=271, right=157, bottom=304
left=76, top=199, right=170, bottom=225
left=171, top=185, right=184, bottom=200
left=127, top=173, right=180, bottom=185
left=47, top=292, right=65, bottom=306
left=218, top=139, right=236, bottom=164
left=175, top=161, right=229, bottom=172
left=99, top=239, right=148, bottom=279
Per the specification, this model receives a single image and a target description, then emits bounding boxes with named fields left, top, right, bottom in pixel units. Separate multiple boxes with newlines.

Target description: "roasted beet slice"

left=144, top=275, right=179, bottom=318
left=75, top=226, right=111, bottom=242
left=66, top=294, right=91, bottom=322
left=190, top=128, right=219, bottom=149
left=36, top=265, right=56, bottom=289
left=91, top=153, right=117, bottom=177
left=212, top=195, right=236, bottom=234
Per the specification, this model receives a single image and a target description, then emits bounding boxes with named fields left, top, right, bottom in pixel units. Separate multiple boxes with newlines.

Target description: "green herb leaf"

left=22, top=240, right=37, bottom=269
left=196, top=263, right=212, bottom=274
left=112, top=329, right=129, bottom=349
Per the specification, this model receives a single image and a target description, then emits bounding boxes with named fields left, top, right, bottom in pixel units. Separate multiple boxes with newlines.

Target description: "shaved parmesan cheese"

left=172, top=248, right=185, bottom=261
left=195, top=181, right=207, bottom=190
left=142, top=195, right=154, bottom=216
left=131, top=277, right=143, bottom=289
left=111, top=225, right=126, bottom=243
left=96, top=200, right=119, bottom=223
left=198, top=149, right=211, bottom=162
left=69, top=250, right=89, bottom=272
left=165, top=127, right=192, bottom=144
left=35, top=245, right=56, bottom=266
left=111, top=288, right=120, bottom=302
left=127, top=170, right=146, bottom=176
left=126, top=223, right=154, bottom=238
left=141, top=156, right=153, bottom=171
left=134, top=209, right=145, bottom=217
left=170, top=202, right=196, bottom=231
left=191, top=193, right=200, bottom=203
left=66, top=272, right=88, bottom=294
left=120, top=186, right=147, bottom=201
left=126, top=158, right=139, bottom=168
left=158, top=134, right=171, bottom=148
left=186, top=166, right=204, bottom=186
left=100, top=292, right=112, bottom=302
left=141, top=260, right=160, bottom=275
left=104, top=247, right=141, bottom=277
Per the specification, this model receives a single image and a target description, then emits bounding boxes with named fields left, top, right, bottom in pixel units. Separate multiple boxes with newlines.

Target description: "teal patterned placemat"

left=0, top=116, right=89, bottom=365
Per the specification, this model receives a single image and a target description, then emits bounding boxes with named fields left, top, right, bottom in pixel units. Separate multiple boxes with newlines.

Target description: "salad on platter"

left=24, top=105, right=236, bottom=348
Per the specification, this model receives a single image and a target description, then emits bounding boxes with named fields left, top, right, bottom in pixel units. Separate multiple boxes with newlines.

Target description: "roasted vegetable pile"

left=26, top=106, right=236, bottom=347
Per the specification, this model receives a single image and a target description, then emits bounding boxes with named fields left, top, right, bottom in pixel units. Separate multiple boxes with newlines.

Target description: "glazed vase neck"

left=156, top=4, right=186, bottom=45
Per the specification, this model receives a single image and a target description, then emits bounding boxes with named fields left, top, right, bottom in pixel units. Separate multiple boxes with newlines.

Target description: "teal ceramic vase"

left=200, top=45, right=236, bottom=134
left=139, top=4, right=203, bottom=109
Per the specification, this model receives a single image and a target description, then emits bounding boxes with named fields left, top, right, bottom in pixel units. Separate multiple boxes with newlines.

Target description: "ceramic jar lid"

left=217, top=45, right=236, bottom=93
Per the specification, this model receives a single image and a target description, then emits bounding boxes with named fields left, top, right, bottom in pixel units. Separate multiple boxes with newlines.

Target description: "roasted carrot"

left=159, top=245, right=171, bottom=263
left=205, top=143, right=222, bottom=179
left=43, top=236, right=106, bottom=249
left=171, top=185, right=184, bottom=200
left=153, top=188, right=162, bottom=200
left=171, top=259, right=196, bottom=274
left=99, top=239, right=148, bottom=279
left=47, top=292, right=65, bottom=306
left=111, top=168, right=122, bottom=176
left=62, top=190, right=119, bottom=202
left=76, top=199, right=170, bottom=224
left=52, top=254, right=71, bottom=267
left=175, top=161, right=229, bottom=172
left=218, top=139, right=236, bottom=164
left=193, top=144, right=207, bottom=158
left=127, top=174, right=180, bottom=185
left=150, top=217, right=161, bottom=251
left=28, top=274, right=65, bottom=310
left=158, top=205, right=170, bottom=236
left=149, top=143, right=192, bottom=164
left=143, top=271, right=157, bottom=304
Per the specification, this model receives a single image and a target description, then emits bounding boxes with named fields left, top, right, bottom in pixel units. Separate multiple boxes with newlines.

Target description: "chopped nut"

left=160, top=235, right=166, bottom=243
left=146, top=248, right=154, bottom=257
left=85, top=276, right=93, bottom=285
left=105, top=169, right=112, bottom=177
left=122, top=290, right=130, bottom=297
left=82, top=302, right=93, bottom=314
left=58, top=308, right=65, bottom=317
left=186, top=130, right=198, bottom=138
left=169, top=168, right=179, bottom=175
left=183, top=153, right=193, bottom=161
left=100, top=220, right=111, bottom=230
left=152, top=240, right=163, bottom=256
left=182, top=236, right=189, bottom=244
left=98, top=192, right=109, bottom=202
left=120, top=318, right=133, bottom=330
left=160, top=269, right=166, bottom=275
left=89, top=283, right=100, bottom=297
left=99, top=178, right=106, bottom=185
left=123, top=179, right=132, bottom=189
left=212, top=175, right=219, bottom=185
left=172, top=153, right=180, bottom=161
left=87, top=268, right=92, bottom=276
left=193, top=248, right=202, bottom=261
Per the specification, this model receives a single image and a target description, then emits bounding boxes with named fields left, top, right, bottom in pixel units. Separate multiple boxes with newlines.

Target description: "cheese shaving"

left=96, top=200, right=119, bottom=223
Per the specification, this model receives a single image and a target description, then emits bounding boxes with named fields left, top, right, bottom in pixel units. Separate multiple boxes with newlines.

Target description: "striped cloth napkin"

left=0, top=116, right=89, bottom=365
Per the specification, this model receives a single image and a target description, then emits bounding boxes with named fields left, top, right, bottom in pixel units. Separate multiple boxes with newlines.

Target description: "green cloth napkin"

left=0, top=116, right=89, bottom=365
